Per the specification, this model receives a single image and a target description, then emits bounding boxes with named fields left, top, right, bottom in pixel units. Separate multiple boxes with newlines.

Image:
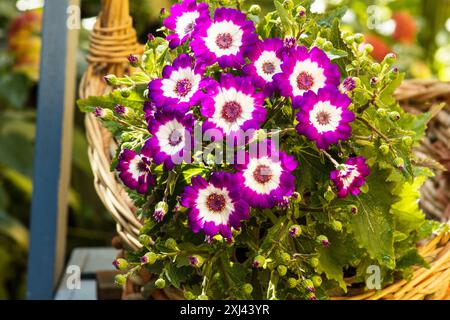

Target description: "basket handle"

left=80, top=0, right=139, bottom=98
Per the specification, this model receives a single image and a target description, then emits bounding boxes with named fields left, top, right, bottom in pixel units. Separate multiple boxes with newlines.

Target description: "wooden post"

left=27, top=0, right=79, bottom=300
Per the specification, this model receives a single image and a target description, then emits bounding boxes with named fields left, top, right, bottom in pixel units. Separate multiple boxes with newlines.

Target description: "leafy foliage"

left=77, top=0, right=447, bottom=300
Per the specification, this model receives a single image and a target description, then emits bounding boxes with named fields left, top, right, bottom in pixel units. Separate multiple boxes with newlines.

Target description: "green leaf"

left=274, top=0, right=293, bottom=35
left=77, top=89, right=145, bottom=113
left=164, top=263, right=191, bottom=288
left=396, top=248, right=429, bottom=270
left=316, top=230, right=362, bottom=292
left=345, top=167, right=396, bottom=269
left=317, top=6, right=348, bottom=27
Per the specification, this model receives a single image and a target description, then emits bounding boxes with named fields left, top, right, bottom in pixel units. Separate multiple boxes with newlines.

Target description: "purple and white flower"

left=190, top=7, right=258, bottom=68
left=243, top=38, right=283, bottom=96
left=200, top=74, right=266, bottom=140
left=146, top=111, right=195, bottom=170
left=180, top=172, right=250, bottom=239
left=148, top=54, right=207, bottom=113
left=295, top=87, right=354, bottom=150
left=116, top=149, right=154, bottom=194
left=163, top=0, right=209, bottom=49
left=330, top=156, right=370, bottom=198
left=274, top=46, right=340, bottom=99
left=235, top=142, right=298, bottom=209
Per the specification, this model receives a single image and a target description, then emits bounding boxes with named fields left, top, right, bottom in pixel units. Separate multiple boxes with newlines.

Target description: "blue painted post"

left=27, top=0, right=79, bottom=300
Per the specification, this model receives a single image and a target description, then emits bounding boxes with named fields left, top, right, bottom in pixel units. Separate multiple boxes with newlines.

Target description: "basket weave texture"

left=80, top=0, right=450, bottom=300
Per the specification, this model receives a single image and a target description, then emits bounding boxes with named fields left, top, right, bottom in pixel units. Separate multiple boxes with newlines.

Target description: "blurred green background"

left=0, top=0, right=449, bottom=299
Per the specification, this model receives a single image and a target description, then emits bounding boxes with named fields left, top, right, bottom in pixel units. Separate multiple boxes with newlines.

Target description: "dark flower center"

left=262, top=61, right=276, bottom=75
left=316, top=111, right=331, bottom=125
left=137, top=160, right=148, bottom=173
left=296, top=71, right=314, bottom=91
left=215, top=33, right=233, bottom=49
left=184, top=22, right=195, bottom=34
left=175, top=79, right=192, bottom=97
left=221, top=101, right=242, bottom=123
left=206, top=193, right=226, bottom=213
left=169, top=129, right=183, bottom=146
left=253, top=165, right=272, bottom=184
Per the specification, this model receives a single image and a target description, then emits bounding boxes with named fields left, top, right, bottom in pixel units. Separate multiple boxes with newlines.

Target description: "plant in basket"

left=78, top=0, right=449, bottom=300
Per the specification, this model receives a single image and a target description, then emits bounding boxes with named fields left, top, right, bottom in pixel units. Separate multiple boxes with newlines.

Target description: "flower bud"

left=248, top=4, right=261, bottom=15
left=277, top=265, right=288, bottom=276
left=114, top=274, right=127, bottom=286
left=242, top=283, right=253, bottom=295
left=283, top=37, right=296, bottom=49
left=376, top=108, right=387, bottom=117
left=252, top=255, right=266, bottom=268
left=389, top=111, right=401, bottom=121
left=114, top=104, right=128, bottom=117
left=394, top=157, right=405, bottom=169
left=371, top=63, right=381, bottom=73
left=155, top=278, right=166, bottom=289
left=287, top=277, right=298, bottom=288
left=120, top=87, right=132, bottom=98
left=344, top=35, right=354, bottom=45
left=141, top=252, right=158, bottom=265
left=324, top=188, right=335, bottom=202
left=316, top=235, right=330, bottom=247
left=364, top=43, right=374, bottom=53
left=291, top=191, right=301, bottom=203
left=402, top=136, right=413, bottom=147
left=184, top=291, right=196, bottom=300
left=139, top=234, right=152, bottom=246
left=307, top=293, right=318, bottom=300
left=353, top=33, right=364, bottom=44
left=370, top=77, right=378, bottom=87
left=112, top=258, right=128, bottom=270
left=303, top=279, right=315, bottom=292
left=312, top=275, right=322, bottom=287
left=104, top=74, right=118, bottom=86
left=197, top=294, right=209, bottom=300
left=310, top=257, right=319, bottom=268
left=379, top=144, right=389, bottom=155
left=349, top=205, right=358, bottom=215
left=383, top=53, right=397, bottom=65
left=296, top=6, right=306, bottom=17
left=342, top=77, right=356, bottom=92
left=283, top=0, right=294, bottom=10
left=93, top=107, right=113, bottom=120
left=323, top=41, right=333, bottom=51
left=280, top=252, right=291, bottom=264
left=188, top=255, right=204, bottom=268
left=147, top=33, right=155, bottom=41
left=165, top=238, right=178, bottom=250
left=288, top=224, right=302, bottom=238
left=127, top=54, right=139, bottom=67
left=331, top=220, right=342, bottom=232
left=153, top=201, right=169, bottom=222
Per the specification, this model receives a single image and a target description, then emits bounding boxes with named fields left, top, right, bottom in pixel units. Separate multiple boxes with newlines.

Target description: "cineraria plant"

left=78, top=0, right=447, bottom=300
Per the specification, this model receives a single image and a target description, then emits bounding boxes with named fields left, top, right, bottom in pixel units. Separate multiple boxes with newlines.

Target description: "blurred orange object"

left=8, top=10, right=43, bottom=81
left=392, top=10, right=417, bottom=44
left=364, top=34, right=392, bottom=62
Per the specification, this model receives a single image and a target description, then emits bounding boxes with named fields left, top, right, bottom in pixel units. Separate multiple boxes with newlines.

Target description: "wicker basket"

left=80, top=0, right=450, bottom=300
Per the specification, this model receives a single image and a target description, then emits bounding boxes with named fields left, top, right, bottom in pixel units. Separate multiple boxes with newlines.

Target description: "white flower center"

left=289, top=59, right=326, bottom=96
left=339, top=165, right=359, bottom=188
left=175, top=11, right=200, bottom=39
left=129, top=156, right=147, bottom=181
left=155, top=119, right=186, bottom=155
left=205, top=21, right=243, bottom=56
left=243, top=157, right=283, bottom=195
left=254, top=51, right=282, bottom=82
left=196, top=185, right=234, bottom=224
left=211, top=87, right=255, bottom=134
left=161, top=67, right=201, bottom=102
left=309, top=101, right=342, bottom=133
